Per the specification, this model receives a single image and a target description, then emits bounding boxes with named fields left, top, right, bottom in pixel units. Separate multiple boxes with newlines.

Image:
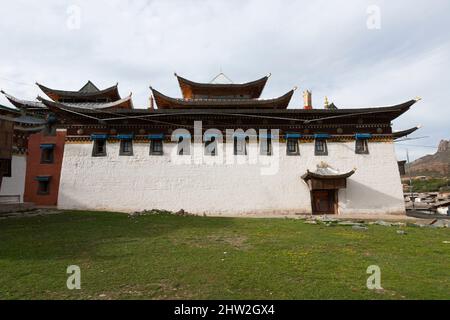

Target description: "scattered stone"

left=396, top=230, right=407, bottom=235
left=429, top=219, right=448, bottom=228
left=338, top=221, right=365, bottom=227
left=316, top=216, right=338, bottom=223
left=391, top=222, right=406, bottom=227
left=129, top=209, right=192, bottom=217
left=304, top=220, right=317, bottom=224
left=442, top=241, right=450, bottom=244
left=373, top=220, right=393, bottom=227
left=352, top=225, right=368, bottom=231
left=99, top=294, right=106, bottom=298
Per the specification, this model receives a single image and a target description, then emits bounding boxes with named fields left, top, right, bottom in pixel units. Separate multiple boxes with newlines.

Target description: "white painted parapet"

left=57, top=141, right=405, bottom=216
left=0, top=155, right=26, bottom=203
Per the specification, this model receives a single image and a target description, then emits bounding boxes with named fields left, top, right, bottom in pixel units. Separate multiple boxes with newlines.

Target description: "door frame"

left=310, top=189, right=338, bottom=215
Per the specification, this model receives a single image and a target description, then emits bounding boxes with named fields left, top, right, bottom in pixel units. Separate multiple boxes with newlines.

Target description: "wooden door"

left=311, top=190, right=336, bottom=215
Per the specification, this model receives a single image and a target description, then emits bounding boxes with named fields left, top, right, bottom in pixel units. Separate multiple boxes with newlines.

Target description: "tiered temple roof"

left=151, top=87, right=294, bottom=110
left=152, top=74, right=294, bottom=109
left=1, top=81, right=133, bottom=114
left=175, top=73, right=269, bottom=99
left=1, top=74, right=420, bottom=140
left=36, top=81, right=122, bottom=103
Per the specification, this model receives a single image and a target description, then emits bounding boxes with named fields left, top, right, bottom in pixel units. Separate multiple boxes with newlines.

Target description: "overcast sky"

left=1, top=0, right=449, bottom=160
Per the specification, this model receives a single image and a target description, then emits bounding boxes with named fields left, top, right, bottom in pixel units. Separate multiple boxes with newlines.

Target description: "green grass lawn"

left=0, top=211, right=449, bottom=300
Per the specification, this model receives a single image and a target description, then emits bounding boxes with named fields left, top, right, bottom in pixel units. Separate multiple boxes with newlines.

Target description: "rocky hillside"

left=407, top=139, right=450, bottom=177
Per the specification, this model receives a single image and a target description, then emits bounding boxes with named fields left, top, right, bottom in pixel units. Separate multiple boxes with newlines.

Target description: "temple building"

left=0, top=81, right=133, bottom=205
left=0, top=74, right=420, bottom=216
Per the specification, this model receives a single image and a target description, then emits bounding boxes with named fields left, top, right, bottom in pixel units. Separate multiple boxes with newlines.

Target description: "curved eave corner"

left=1, top=89, right=47, bottom=110
left=393, top=125, right=421, bottom=139
left=301, top=169, right=356, bottom=181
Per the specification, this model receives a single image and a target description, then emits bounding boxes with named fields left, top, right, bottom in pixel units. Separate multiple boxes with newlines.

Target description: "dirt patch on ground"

left=171, top=234, right=251, bottom=250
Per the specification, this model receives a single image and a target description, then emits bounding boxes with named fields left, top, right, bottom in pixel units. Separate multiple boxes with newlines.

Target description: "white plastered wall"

left=0, top=155, right=26, bottom=202
left=57, top=140, right=405, bottom=216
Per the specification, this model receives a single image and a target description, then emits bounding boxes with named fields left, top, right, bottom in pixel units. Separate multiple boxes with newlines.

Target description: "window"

left=120, top=139, right=133, bottom=156
left=0, top=159, right=12, bottom=177
left=150, top=139, right=163, bottom=155
left=287, top=138, right=299, bottom=155
left=92, top=139, right=106, bottom=157
left=40, top=148, right=54, bottom=163
left=234, top=137, right=247, bottom=155
left=205, top=137, right=217, bottom=156
left=37, top=179, right=50, bottom=195
left=355, top=139, right=369, bottom=154
left=315, top=139, right=328, bottom=156
left=260, top=137, right=272, bottom=155
left=177, top=136, right=190, bottom=155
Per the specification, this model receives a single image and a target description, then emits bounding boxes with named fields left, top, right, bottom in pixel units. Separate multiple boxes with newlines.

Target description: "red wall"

left=24, top=130, right=66, bottom=206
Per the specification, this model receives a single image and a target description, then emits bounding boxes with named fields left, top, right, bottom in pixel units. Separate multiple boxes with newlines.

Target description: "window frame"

left=92, top=139, right=107, bottom=157
left=204, top=137, right=217, bottom=156
left=355, top=139, right=369, bottom=154
left=0, top=158, right=12, bottom=177
left=119, top=139, right=133, bottom=156
left=233, top=137, right=247, bottom=155
left=150, top=139, right=163, bottom=155
left=260, top=137, right=272, bottom=156
left=37, top=180, right=50, bottom=195
left=177, top=136, right=190, bottom=156
left=40, top=148, right=54, bottom=164
left=314, top=139, right=328, bottom=156
left=286, top=138, right=299, bottom=155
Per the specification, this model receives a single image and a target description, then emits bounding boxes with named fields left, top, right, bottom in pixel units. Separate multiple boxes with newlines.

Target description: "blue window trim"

left=173, top=133, right=191, bottom=139
left=117, top=134, right=134, bottom=140
left=40, top=144, right=55, bottom=150
left=259, top=133, right=274, bottom=139
left=314, top=133, right=330, bottom=139
left=355, top=133, right=372, bottom=139
left=204, top=133, right=221, bottom=140
left=91, top=134, right=108, bottom=140
left=148, top=134, right=164, bottom=140
left=285, top=133, right=302, bottom=139
left=233, top=132, right=248, bottom=139
left=35, top=176, right=51, bottom=182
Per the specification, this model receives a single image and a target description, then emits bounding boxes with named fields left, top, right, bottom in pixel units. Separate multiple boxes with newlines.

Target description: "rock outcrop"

left=407, top=139, right=450, bottom=177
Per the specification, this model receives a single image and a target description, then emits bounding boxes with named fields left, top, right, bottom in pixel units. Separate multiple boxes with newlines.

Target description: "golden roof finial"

left=324, top=96, right=329, bottom=108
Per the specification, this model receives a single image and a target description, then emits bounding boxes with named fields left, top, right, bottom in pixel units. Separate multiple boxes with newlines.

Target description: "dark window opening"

left=0, top=159, right=12, bottom=177
left=92, top=139, right=107, bottom=157
left=150, top=139, right=163, bottom=155
left=120, top=139, right=133, bottom=156
left=177, top=136, right=190, bottom=155
left=260, top=137, right=272, bottom=155
left=41, top=148, right=54, bottom=163
left=287, top=138, right=299, bottom=155
left=234, top=137, right=247, bottom=155
left=37, top=180, right=50, bottom=195
left=315, top=139, right=328, bottom=156
left=355, top=139, right=369, bottom=154
left=205, top=137, right=217, bottom=156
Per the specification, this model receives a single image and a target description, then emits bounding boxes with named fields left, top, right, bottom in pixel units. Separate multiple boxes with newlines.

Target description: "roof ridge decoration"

left=209, top=72, right=234, bottom=84
left=79, top=80, right=100, bottom=93
left=174, top=73, right=270, bottom=99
